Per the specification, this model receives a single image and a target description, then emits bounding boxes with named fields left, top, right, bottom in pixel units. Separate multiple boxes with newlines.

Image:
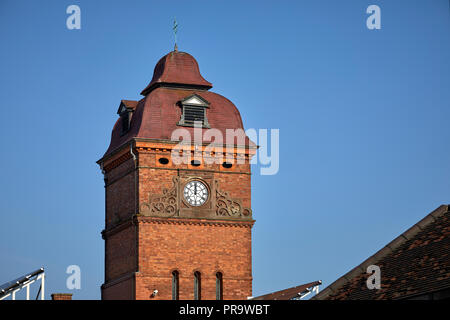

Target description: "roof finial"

left=173, top=17, right=178, bottom=52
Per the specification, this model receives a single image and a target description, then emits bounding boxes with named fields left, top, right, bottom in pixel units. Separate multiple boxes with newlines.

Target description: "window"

left=121, top=112, right=130, bottom=134
left=177, top=94, right=210, bottom=128
left=216, top=272, right=223, bottom=300
left=184, top=105, right=205, bottom=124
left=172, top=271, right=179, bottom=300
left=159, top=157, right=169, bottom=165
left=194, top=271, right=201, bottom=300
left=117, top=101, right=136, bottom=135
left=222, top=162, right=233, bottom=169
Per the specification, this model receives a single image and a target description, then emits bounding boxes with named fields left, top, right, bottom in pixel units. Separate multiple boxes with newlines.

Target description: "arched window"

left=216, top=272, right=223, bottom=300
left=172, top=270, right=179, bottom=300
left=194, top=271, right=201, bottom=300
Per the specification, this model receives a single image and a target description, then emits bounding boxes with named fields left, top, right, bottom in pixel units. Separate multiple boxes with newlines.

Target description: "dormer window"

left=121, top=112, right=130, bottom=134
left=177, top=94, right=210, bottom=128
left=117, top=100, right=137, bottom=135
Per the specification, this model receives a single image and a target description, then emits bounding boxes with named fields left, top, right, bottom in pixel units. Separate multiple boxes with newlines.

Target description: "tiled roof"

left=121, top=100, right=138, bottom=110
left=104, top=87, right=254, bottom=157
left=313, top=205, right=450, bottom=300
left=102, top=50, right=255, bottom=158
left=252, top=281, right=322, bottom=300
left=140, top=51, right=212, bottom=96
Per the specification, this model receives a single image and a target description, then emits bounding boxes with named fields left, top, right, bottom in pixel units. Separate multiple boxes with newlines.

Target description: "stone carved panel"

left=214, top=180, right=252, bottom=219
left=140, top=175, right=252, bottom=220
left=140, top=176, right=179, bottom=217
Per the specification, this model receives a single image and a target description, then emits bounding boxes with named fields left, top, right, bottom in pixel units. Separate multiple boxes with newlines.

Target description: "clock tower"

left=97, top=50, right=256, bottom=300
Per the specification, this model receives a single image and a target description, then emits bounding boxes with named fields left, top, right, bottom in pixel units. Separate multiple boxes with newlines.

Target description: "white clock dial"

left=184, top=181, right=208, bottom=206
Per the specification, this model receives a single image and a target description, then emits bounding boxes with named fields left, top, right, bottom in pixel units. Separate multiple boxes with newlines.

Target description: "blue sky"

left=0, top=0, right=449, bottom=299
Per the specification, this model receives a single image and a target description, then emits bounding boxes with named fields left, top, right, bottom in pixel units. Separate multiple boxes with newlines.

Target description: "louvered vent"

left=177, top=94, right=210, bottom=128
left=183, top=106, right=205, bottom=125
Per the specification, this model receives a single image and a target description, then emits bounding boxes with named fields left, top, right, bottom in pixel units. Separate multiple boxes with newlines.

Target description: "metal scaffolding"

left=0, top=268, right=45, bottom=300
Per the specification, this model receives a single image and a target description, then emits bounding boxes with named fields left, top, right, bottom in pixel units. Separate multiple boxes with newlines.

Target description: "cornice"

left=102, top=215, right=255, bottom=239
left=98, top=138, right=258, bottom=166
left=136, top=215, right=255, bottom=228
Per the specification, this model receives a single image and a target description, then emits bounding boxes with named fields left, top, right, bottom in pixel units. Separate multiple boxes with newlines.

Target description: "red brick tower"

left=97, top=50, right=256, bottom=300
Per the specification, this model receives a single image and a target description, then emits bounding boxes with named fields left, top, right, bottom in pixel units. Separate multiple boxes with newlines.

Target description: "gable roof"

left=313, top=205, right=450, bottom=300
left=116, top=100, right=139, bottom=114
left=181, top=94, right=210, bottom=106
left=252, top=281, right=322, bottom=300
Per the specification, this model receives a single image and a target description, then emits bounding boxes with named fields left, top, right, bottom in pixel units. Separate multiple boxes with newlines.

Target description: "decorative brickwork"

left=98, top=50, right=255, bottom=300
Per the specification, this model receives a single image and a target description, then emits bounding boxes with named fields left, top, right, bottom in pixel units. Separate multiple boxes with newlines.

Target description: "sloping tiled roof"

left=121, top=100, right=138, bottom=110
left=116, top=100, right=139, bottom=114
left=101, top=50, right=255, bottom=158
left=313, top=205, right=450, bottom=300
left=103, top=87, right=254, bottom=157
left=252, top=281, right=322, bottom=300
left=140, top=51, right=212, bottom=96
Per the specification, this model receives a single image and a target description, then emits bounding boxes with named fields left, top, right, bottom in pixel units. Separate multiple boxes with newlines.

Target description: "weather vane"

left=173, top=17, right=178, bottom=51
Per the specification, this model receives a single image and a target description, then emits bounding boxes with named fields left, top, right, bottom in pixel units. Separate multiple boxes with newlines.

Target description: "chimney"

left=51, top=293, right=73, bottom=300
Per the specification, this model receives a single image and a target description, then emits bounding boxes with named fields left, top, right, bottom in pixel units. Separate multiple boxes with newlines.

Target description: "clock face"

left=184, top=180, right=208, bottom=207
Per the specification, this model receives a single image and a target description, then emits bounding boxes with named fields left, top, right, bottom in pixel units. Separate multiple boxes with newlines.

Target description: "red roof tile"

left=313, top=205, right=450, bottom=300
left=140, top=51, right=212, bottom=96
left=252, top=281, right=322, bottom=300
left=102, top=51, right=255, bottom=158
left=121, top=100, right=138, bottom=110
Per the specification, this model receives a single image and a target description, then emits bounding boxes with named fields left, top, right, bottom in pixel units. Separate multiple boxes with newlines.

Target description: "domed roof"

left=103, top=51, right=253, bottom=157
left=140, top=51, right=212, bottom=96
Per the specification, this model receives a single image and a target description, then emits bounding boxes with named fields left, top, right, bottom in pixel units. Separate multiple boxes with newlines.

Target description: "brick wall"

left=102, top=275, right=134, bottom=300
left=104, top=224, right=136, bottom=282
left=51, top=293, right=72, bottom=300
left=101, top=142, right=254, bottom=300
left=105, top=157, right=136, bottom=228
left=135, top=218, right=252, bottom=300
